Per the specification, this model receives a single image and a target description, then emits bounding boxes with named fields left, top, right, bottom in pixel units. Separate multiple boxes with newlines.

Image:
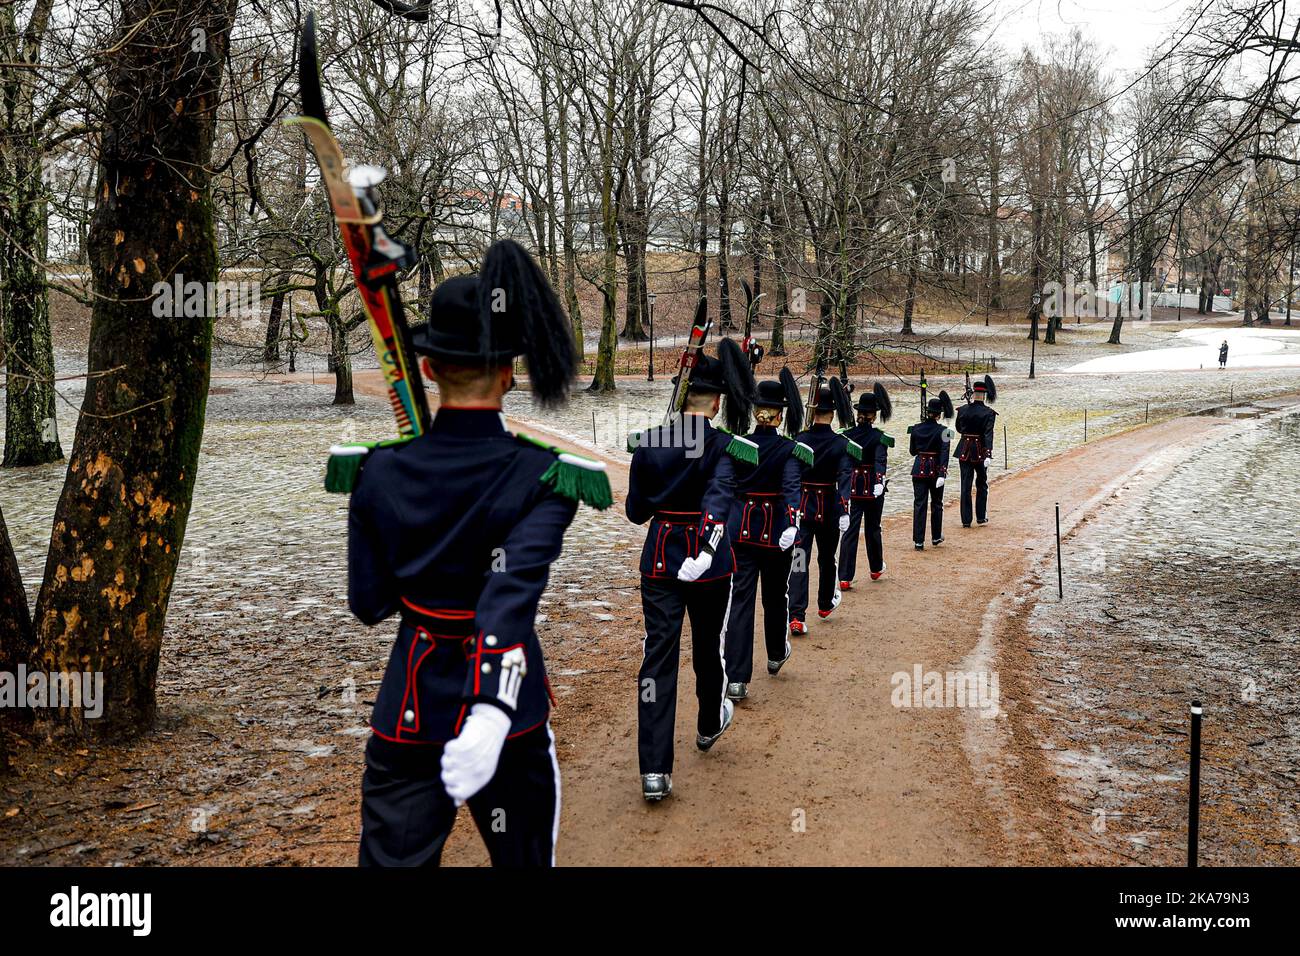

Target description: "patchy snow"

left=1064, top=324, right=1300, bottom=374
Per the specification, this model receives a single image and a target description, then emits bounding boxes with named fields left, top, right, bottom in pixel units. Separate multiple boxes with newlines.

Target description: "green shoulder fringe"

left=879, top=431, right=895, bottom=449
left=845, top=439, right=864, bottom=462
left=515, top=433, right=613, bottom=510
left=723, top=433, right=760, bottom=466
left=325, top=437, right=414, bottom=494
left=626, top=429, right=643, bottom=454
left=791, top=440, right=815, bottom=468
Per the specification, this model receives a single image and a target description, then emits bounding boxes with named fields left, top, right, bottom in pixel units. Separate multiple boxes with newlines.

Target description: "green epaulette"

left=515, top=433, right=613, bottom=510
left=626, top=429, right=644, bottom=453
left=845, top=438, right=864, bottom=462
left=723, top=433, right=760, bottom=465
left=791, top=440, right=814, bottom=467
left=879, top=431, right=895, bottom=449
left=325, top=437, right=414, bottom=494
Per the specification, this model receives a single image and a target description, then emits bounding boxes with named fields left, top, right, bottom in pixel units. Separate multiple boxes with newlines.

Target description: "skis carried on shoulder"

left=665, top=297, right=711, bottom=423
left=287, top=12, right=431, bottom=492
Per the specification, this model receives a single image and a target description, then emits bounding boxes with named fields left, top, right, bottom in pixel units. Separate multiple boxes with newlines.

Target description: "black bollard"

left=1189, top=700, right=1202, bottom=867
left=1055, top=502, right=1063, bottom=599
left=1084, top=408, right=1089, bottom=442
left=1004, top=424, right=1008, bottom=470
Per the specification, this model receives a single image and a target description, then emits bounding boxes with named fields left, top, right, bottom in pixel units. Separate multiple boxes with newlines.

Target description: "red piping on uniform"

left=401, top=597, right=475, bottom=620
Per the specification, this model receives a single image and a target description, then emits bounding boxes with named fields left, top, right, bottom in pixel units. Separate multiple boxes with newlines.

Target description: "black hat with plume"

left=411, top=239, right=576, bottom=407
left=680, top=338, right=756, bottom=434
left=813, top=377, right=854, bottom=428
left=753, top=367, right=804, bottom=436
left=972, top=374, right=996, bottom=402
left=854, top=382, right=893, bottom=422
left=927, top=389, right=955, bottom=419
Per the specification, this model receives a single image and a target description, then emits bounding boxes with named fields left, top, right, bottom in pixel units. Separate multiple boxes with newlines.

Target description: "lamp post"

left=1029, top=291, right=1040, bottom=380
left=647, top=292, right=656, bottom=382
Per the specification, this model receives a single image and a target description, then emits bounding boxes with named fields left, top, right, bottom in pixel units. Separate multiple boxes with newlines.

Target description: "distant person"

left=955, top=375, right=998, bottom=529
left=908, top=391, right=954, bottom=550
left=1219, top=340, right=1229, bottom=369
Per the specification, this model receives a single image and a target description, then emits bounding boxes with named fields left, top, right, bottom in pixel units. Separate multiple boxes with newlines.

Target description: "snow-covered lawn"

left=1064, top=323, right=1300, bottom=373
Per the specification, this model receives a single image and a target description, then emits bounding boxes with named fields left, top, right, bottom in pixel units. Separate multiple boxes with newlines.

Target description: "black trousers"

left=638, top=575, right=731, bottom=774
left=787, top=517, right=840, bottom=620
left=959, top=458, right=989, bottom=526
left=912, top=478, right=945, bottom=544
left=724, top=545, right=793, bottom=683
left=838, top=496, right=885, bottom=581
left=358, top=724, right=559, bottom=867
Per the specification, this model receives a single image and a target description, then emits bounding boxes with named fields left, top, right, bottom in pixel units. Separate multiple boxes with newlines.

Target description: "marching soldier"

left=909, top=390, right=954, bottom=550
left=346, top=240, right=611, bottom=866
left=626, top=338, right=756, bottom=802
left=787, top=377, right=854, bottom=633
left=723, top=367, right=809, bottom=702
left=838, top=382, right=893, bottom=588
left=954, top=375, right=997, bottom=528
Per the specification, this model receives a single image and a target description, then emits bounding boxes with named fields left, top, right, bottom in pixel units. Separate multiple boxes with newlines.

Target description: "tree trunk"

left=2, top=156, right=63, bottom=467
left=0, top=504, right=33, bottom=673
left=900, top=236, right=919, bottom=335
left=31, top=0, right=236, bottom=740
left=263, top=286, right=284, bottom=365
left=589, top=73, right=618, bottom=392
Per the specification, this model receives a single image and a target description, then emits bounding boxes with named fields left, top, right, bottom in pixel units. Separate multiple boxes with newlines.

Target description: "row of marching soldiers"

left=626, top=339, right=998, bottom=802
left=342, top=243, right=1002, bottom=864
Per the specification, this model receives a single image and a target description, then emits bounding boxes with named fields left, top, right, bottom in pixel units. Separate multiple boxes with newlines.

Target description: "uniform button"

left=481, top=663, right=492, bottom=674
left=403, top=709, right=415, bottom=723
left=485, top=635, right=498, bottom=647
left=742, top=531, right=748, bottom=537
left=656, top=562, right=663, bottom=569
left=762, top=534, right=768, bottom=540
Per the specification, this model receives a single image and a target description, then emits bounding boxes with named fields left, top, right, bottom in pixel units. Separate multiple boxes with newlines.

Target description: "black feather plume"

left=779, top=366, right=802, bottom=436
left=478, top=239, right=575, bottom=408
left=739, top=277, right=753, bottom=314
left=983, top=374, right=997, bottom=403
left=939, top=389, right=954, bottom=419
left=874, top=381, right=892, bottom=423
left=718, top=338, right=756, bottom=434
left=831, top=376, right=853, bottom=429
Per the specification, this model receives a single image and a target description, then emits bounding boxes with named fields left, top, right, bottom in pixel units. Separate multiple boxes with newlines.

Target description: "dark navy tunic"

left=729, top=425, right=805, bottom=548
left=791, top=423, right=852, bottom=522
left=954, top=402, right=997, bottom=462
left=626, top=415, right=737, bottom=581
left=908, top=419, right=951, bottom=480
left=347, top=407, right=577, bottom=745
left=844, top=423, right=890, bottom=499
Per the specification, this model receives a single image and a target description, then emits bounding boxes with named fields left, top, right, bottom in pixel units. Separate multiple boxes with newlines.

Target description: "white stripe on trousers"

left=545, top=720, right=561, bottom=867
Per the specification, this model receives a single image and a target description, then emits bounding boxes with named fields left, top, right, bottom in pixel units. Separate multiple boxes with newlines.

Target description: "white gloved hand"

left=838, top=514, right=850, bottom=533
left=872, top=483, right=884, bottom=498
left=677, top=551, right=713, bottom=582
left=778, top=526, right=797, bottom=551
left=441, top=703, right=511, bottom=805
left=935, top=477, right=946, bottom=488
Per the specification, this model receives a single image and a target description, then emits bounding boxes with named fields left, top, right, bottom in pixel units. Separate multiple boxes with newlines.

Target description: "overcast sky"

left=981, top=0, right=1200, bottom=71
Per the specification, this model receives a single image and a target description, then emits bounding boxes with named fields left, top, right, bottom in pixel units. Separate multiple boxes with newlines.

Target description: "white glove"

left=935, top=477, right=946, bottom=488
left=872, top=483, right=884, bottom=498
left=677, top=552, right=713, bottom=582
left=778, top=526, right=797, bottom=551
left=838, top=514, right=850, bottom=533
left=441, top=703, right=511, bottom=805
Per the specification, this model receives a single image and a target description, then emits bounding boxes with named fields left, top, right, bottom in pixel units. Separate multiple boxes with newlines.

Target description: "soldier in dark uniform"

left=346, top=240, right=611, bottom=867
left=723, top=367, right=809, bottom=702
left=787, top=377, right=854, bottom=633
left=908, top=390, right=954, bottom=550
left=838, top=382, right=893, bottom=588
left=626, top=338, right=756, bottom=802
left=954, top=375, right=997, bottom=528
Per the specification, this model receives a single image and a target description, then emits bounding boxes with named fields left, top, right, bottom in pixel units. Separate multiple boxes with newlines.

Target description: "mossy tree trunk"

left=31, top=0, right=237, bottom=740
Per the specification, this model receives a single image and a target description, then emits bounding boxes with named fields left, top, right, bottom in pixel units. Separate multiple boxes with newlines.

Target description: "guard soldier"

left=838, top=382, right=893, bottom=588
left=626, top=338, right=756, bottom=802
left=723, top=367, right=809, bottom=702
left=787, top=377, right=854, bottom=633
left=345, top=240, right=611, bottom=867
left=954, top=374, right=997, bottom=528
left=909, top=390, right=954, bottom=550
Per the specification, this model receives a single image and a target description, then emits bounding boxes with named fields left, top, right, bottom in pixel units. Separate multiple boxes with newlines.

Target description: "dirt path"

left=425, top=399, right=1255, bottom=865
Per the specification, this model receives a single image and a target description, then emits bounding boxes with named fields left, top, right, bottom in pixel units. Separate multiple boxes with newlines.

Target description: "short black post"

left=1145, top=400, right=1149, bottom=423
left=1055, top=502, right=1063, bottom=599
left=1084, top=408, right=1088, bottom=442
left=592, top=411, right=597, bottom=445
left=1003, top=424, right=1008, bottom=470
left=1189, top=700, right=1202, bottom=867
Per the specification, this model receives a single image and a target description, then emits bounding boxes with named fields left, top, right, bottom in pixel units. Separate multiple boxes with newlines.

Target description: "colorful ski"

left=665, top=297, right=711, bottom=423
left=287, top=12, right=430, bottom=440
